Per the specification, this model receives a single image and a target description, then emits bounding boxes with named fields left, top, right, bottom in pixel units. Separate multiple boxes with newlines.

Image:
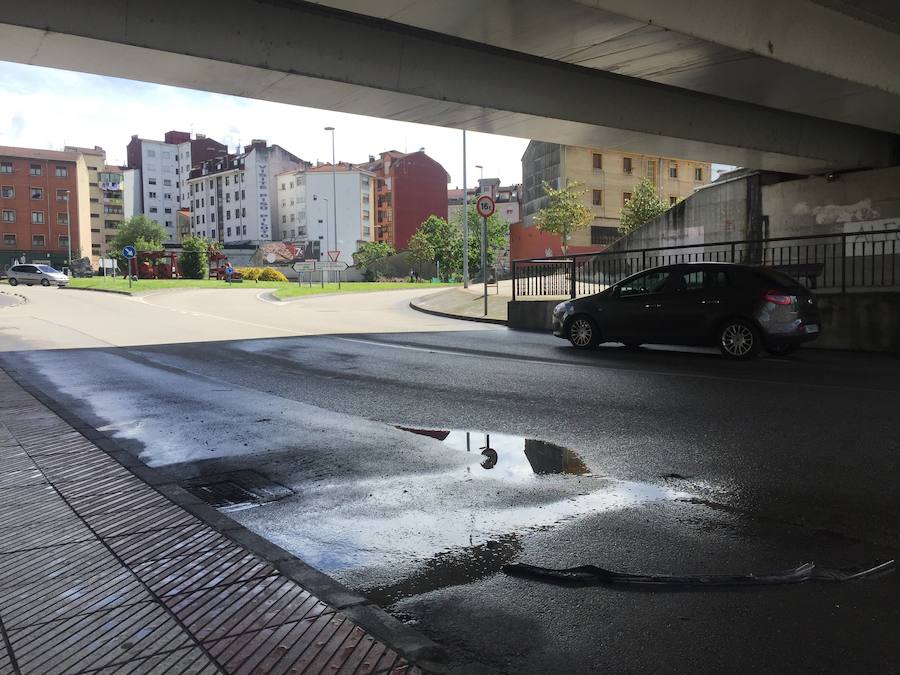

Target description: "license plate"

left=804, top=324, right=819, bottom=334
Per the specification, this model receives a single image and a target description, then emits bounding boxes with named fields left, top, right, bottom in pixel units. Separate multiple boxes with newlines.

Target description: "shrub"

left=239, top=267, right=262, bottom=280
left=258, top=267, right=287, bottom=282
left=180, top=236, right=209, bottom=280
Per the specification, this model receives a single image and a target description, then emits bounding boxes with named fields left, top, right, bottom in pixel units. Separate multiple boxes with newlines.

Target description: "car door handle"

left=700, top=299, right=720, bottom=305
left=644, top=303, right=662, bottom=309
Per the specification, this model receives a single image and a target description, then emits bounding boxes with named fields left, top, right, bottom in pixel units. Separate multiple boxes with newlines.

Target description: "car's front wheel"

left=7, top=277, right=17, bottom=287
left=718, top=319, right=760, bottom=360
left=567, top=315, right=600, bottom=350
left=40, top=278, right=50, bottom=287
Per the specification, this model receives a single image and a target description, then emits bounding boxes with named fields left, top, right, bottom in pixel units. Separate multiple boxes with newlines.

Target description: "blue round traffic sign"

left=122, top=246, right=136, bottom=259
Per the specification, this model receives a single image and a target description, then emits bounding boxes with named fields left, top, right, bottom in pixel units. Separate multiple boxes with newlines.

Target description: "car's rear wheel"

left=718, top=319, right=760, bottom=360
left=766, top=343, right=798, bottom=357
left=567, top=315, right=600, bottom=350
left=7, top=278, right=17, bottom=287
left=40, top=278, right=50, bottom=287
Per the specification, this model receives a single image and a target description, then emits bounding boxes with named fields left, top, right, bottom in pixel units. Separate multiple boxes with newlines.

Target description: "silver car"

left=6, top=264, right=69, bottom=287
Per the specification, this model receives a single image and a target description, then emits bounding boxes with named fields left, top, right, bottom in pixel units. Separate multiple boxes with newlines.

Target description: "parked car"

left=552, top=263, right=820, bottom=359
left=5, top=264, right=69, bottom=288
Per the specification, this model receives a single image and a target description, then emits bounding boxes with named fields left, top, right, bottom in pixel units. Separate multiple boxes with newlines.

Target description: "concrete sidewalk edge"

left=61, top=285, right=134, bottom=296
left=409, top=296, right=508, bottom=326
left=0, top=361, right=449, bottom=672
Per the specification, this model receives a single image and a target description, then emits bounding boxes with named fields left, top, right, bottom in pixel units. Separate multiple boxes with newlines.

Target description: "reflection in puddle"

left=398, top=428, right=592, bottom=480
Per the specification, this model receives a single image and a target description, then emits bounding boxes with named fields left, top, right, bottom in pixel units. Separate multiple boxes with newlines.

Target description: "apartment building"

left=0, top=146, right=91, bottom=269
left=358, top=150, right=449, bottom=250
left=515, top=141, right=712, bottom=258
left=448, top=179, right=522, bottom=226
left=126, top=131, right=227, bottom=242
left=187, top=140, right=308, bottom=244
left=276, top=162, right=375, bottom=262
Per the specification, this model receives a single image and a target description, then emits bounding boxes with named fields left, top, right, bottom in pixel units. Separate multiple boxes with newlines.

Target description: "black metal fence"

left=512, top=230, right=900, bottom=300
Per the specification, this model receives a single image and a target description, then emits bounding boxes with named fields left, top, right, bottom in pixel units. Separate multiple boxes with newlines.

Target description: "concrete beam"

left=0, top=0, right=898, bottom=173
left=582, top=0, right=900, bottom=98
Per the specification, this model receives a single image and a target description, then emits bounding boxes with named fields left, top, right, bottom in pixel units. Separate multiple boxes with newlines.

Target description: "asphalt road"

left=2, top=284, right=898, bottom=673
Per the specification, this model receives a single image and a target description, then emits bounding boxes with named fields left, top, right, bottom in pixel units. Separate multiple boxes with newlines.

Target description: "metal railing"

left=512, top=229, right=900, bottom=300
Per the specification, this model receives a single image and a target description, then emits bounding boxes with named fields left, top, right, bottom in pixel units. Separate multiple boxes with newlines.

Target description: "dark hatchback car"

left=552, top=263, right=820, bottom=359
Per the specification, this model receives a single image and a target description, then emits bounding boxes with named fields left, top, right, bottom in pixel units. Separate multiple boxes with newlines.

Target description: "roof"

left=0, top=145, right=81, bottom=162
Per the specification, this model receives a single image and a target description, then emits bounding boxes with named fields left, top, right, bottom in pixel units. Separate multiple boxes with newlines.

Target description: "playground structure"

left=208, top=248, right=243, bottom=281
left=130, top=250, right=181, bottom=279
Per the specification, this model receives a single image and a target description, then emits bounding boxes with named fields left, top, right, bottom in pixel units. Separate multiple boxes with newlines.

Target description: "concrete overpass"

left=1, top=1, right=900, bottom=173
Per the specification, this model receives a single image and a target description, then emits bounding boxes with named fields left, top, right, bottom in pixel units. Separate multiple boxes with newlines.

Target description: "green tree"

left=179, top=235, right=210, bottom=280
left=451, top=206, right=508, bottom=278
left=407, top=230, right=435, bottom=275
left=418, top=215, right=461, bottom=280
left=533, top=180, right=593, bottom=255
left=619, top=177, right=669, bottom=235
left=352, top=241, right=395, bottom=280
left=109, top=215, right=167, bottom=257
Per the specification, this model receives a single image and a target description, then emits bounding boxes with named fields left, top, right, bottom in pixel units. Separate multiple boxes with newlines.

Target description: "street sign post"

left=475, top=195, right=495, bottom=316
left=316, top=261, right=348, bottom=272
left=122, top=245, right=136, bottom=289
left=327, top=251, right=342, bottom=288
left=292, top=262, right=316, bottom=272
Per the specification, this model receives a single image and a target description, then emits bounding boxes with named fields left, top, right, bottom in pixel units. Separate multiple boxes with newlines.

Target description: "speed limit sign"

left=475, top=194, right=495, bottom=218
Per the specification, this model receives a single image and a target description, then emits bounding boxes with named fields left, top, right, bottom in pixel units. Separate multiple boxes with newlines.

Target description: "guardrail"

left=511, top=229, right=900, bottom=300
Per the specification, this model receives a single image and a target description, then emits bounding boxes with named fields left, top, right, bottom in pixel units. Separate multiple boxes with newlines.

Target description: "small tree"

left=180, top=236, right=209, bottom=280
left=533, top=180, right=593, bottom=255
left=353, top=241, right=395, bottom=280
left=407, top=230, right=435, bottom=277
left=451, top=205, right=508, bottom=278
left=619, top=177, right=669, bottom=235
left=109, top=215, right=167, bottom=256
left=418, top=215, right=461, bottom=280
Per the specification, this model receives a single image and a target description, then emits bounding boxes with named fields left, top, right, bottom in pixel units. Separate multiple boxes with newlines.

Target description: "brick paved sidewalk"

left=0, top=369, right=432, bottom=675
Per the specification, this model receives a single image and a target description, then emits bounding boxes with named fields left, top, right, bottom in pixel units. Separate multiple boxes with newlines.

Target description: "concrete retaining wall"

left=509, top=293, right=900, bottom=353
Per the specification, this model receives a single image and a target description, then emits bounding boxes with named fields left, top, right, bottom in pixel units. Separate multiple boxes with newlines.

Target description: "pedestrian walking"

left=225, top=261, right=234, bottom=283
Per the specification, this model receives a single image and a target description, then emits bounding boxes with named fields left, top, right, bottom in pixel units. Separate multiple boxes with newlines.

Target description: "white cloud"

left=0, top=61, right=528, bottom=186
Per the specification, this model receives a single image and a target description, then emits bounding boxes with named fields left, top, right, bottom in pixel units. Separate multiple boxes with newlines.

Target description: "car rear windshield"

left=755, top=267, right=802, bottom=289
left=36, top=265, right=59, bottom=273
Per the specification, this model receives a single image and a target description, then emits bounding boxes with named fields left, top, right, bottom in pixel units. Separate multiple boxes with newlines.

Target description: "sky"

left=0, top=60, right=732, bottom=187
left=0, top=61, right=529, bottom=188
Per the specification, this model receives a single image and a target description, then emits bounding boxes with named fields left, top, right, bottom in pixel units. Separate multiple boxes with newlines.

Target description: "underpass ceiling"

left=311, top=0, right=900, bottom=135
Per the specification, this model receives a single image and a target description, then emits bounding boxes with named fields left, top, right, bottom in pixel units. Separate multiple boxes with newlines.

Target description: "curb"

left=409, top=296, right=507, bottom=326
left=0, top=361, right=449, bottom=672
left=62, top=285, right=134, bottom=296
left=0, top=289, right=27, bottom=307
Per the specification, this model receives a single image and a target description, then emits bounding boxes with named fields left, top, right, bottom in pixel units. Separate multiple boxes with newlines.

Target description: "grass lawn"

left=64, top=277, right=457, bottom=299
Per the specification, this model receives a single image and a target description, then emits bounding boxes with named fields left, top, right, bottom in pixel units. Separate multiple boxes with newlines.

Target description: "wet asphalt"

left=3, top=328, right=899, bottom=673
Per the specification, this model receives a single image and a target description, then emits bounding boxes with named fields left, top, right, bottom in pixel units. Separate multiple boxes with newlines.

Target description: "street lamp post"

left=325, top=126, right=340, bottom=287
left=475, top=165, right=486, bottom=287
left=64, top=189, right=72, bottom=273
left=462, top=130, right=468, bottom=288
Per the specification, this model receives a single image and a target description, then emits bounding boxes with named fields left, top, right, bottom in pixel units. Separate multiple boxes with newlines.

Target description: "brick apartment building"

left=1, top=146, right=91, bottom=270
left=359, top=150, right=449, bottom=250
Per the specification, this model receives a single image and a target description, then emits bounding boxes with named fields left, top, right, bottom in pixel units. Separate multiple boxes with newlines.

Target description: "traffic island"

left=409, top=287, right=508, bottom=324
left=0, top=366, right=444, bottom=674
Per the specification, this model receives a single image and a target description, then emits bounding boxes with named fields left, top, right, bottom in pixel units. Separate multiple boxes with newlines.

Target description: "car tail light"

left=763, top=290, right=793, bottom=305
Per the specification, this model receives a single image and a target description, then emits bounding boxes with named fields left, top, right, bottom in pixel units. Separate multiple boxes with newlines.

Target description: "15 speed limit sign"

left=475, top=194, right=495, bottom=218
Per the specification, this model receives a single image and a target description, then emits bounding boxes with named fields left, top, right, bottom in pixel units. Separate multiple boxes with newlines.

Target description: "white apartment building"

left=126, top=131, right=227, bottom=243
left=187, top=141, right=308, bottom=244
left=276, top=164, right=375, bottom=262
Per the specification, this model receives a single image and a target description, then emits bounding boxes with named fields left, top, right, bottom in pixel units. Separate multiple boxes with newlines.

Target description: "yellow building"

left=64, top=146, right=127, bottom=258
left=521, top=142, right=712, bottom=249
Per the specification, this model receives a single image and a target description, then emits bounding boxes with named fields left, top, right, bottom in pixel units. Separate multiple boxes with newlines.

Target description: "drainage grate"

left=182, top=470, right=293, bottom=512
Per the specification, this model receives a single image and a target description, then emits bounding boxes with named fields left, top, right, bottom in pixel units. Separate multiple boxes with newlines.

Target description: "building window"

left=163, top=179, right=171, bottom=186
left=30, top=164, right=42, bottom=176
left=0, top=162, right=12, bottom=174
left=57, top=213, right=69, bottom=225
left=147, top=150, right=156, bottom=157
left=211, top=213, right=215, bottom=222
left=209, top=180, right=214, bottom=189
left=59, top=235, right=69, bottom=248
left=163, top=193, right=172, bottom=200
left=592, top=153, right=602, bottom=170
left=592, top=189, right=602, bottom=206
left=290, top=213, right=295, bottom=222
left=56, top=189, right=70, bottom=202
left=242, top=225, right=247, bottom=235
left=165, top=220, right=172, bottom=228
left=234, top=190, right=239, bottom=201
left=226, top=210, right=231, bottom=220
left=1, top=211, right=14, bottom=223
left=31, top=211, right=44, bottom=224
left=149, top=192, right=157, bottom=199
left=225, top=176, right=230, bottom=186
left=55, top=166, right=68, bottom=177
left=694, top=167, right=703, bottom=181
left=210, top=229, right=216, bottom=238
left=210, top=196, right=215, bottom=205
left=623, top=157, right=632, bottom=174
left=1, top=186, right=13, bottom=199
left=226, top=227, right=232, bottom=237
left=226, top=193, right=231, bottom=203
left=32, top=234, right=45, bottom=248
left=669, top=161, right=678, bottom=178
left=164, top=208, right=172, bottom=214
left=148, top=177, right=157, bottom=185
left=242, top=208, right=246, bottom=218
left=31, top=187, right=43, bottom=200
left=590, top=226, right=617, bottom=246
left=201, top=215, right=205, bottom=224
left=670, top=196, right=678, bottom=205
left=282, top=215, right=287, bottom=224
left=282, top=230, right=287, bottom=239
left=3, top=233, right=15, bottom=245
left=241, top=190, right=245, bottom=200
left=149, top=207, right=158, bottom=213
left=280, top=183, right=285, bottom=191
left=623, top=192, right=632, bottom=205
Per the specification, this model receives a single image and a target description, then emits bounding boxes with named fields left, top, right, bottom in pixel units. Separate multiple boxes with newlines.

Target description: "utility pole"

left=64, top=189, right=72, bottom=272
left=325, top=126, right=339, bottom=286
left=462, top=130, right=468, bottom=288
